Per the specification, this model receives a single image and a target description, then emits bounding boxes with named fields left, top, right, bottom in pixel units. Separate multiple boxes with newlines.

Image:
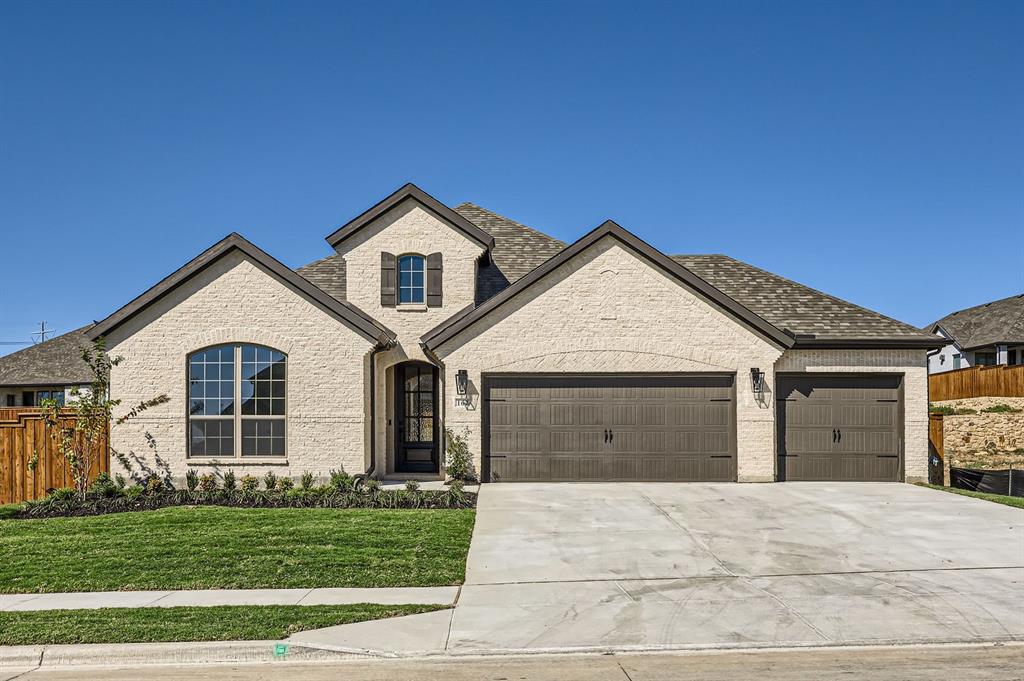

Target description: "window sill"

left=186, top=458, right=289, bottom=466
left=396, top=304, right=428, bottom=312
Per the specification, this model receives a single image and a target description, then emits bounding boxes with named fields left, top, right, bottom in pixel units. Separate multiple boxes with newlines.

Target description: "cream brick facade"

left=435, top=237, right=786, bottom=482
left=774, top=348, right=930, bottom=483
left=97, top=197, right=931, bottom=485
left=332, top=198, right=486, bottom=474
left=105, top=251, right=375, bottom=482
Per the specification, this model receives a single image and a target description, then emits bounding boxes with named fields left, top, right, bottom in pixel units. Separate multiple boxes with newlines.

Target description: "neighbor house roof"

left=926, top=293, right=1024, bottom=350
left=89, top=233, right=396, bottom=346
left=0, top=326, right=94, bottom=388
left=324, top=183, right=495, bottom=251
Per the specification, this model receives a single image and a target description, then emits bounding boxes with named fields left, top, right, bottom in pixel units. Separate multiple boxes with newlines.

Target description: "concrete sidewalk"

left=0, top=586, right=458, bottom=612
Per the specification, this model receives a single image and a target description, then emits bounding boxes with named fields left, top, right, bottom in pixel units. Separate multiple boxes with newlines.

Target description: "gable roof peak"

left=326, top=183, right=495, bottom=250
left=89, top=232, right=395, bottom=346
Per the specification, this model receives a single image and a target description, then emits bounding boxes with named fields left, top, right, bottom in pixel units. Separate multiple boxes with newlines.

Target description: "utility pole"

left=30, top=321, right=54, bottom=344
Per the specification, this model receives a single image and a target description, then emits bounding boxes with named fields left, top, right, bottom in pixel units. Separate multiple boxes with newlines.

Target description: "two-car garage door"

left=483, top=375, right=735, bottom=482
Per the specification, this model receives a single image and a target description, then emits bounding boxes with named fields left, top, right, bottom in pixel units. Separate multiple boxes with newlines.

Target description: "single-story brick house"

left=13, top=184, right=942, bottom=483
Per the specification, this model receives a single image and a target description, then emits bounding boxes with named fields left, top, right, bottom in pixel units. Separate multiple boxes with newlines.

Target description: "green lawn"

left=0, top=506, right=475, bottom=593
left=0, top=604, right=446, bottom=645
left=920, top=484, right=1024, bottom=509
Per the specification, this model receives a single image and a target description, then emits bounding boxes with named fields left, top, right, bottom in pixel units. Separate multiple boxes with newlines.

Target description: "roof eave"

left=422, top=221, right=796, bottom=352
left=325, top=183, right=495, bottom=251
left=88, top=233, right=396, bottom=347
left=791, top=337, right=944, bottom=350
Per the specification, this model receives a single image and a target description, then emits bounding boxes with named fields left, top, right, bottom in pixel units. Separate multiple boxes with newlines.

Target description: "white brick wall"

left=333, top=199, right=486, bottom=474
left=105, top=251, right=375, bottom=482
left=774, top=349, right=930, bottom=483
left=436, top=237, right=786, bottom=482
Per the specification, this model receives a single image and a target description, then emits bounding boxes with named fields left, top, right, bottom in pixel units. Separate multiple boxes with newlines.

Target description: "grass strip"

left=919, top=483, right=1024, bottom=509
left=0, top=603, right=446, bottom=645
left=0, top=506, right=475, bottom=593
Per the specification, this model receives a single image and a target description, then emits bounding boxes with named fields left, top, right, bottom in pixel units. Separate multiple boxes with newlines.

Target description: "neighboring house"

left=925, top=294, right=1024, bottom=374
left=0, top=326, right=94, bottom=407
left=16, top=184, right=941, bottom=484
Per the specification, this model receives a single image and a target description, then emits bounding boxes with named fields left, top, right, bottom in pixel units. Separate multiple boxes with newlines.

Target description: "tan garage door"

left=483, top=374, right=735, bottom=482
left=776, top=374, right=903, bottom=481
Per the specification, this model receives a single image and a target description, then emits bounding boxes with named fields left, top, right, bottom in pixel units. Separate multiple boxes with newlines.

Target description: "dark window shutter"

left=380, top=252, right=397, bottom=307
left=426, top=253, right=443, bottom=307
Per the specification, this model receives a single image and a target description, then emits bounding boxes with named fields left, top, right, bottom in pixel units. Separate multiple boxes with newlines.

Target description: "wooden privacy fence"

left=0, top=408, right=109, bottom=504
left=929, top=364, right=1024, bottom=402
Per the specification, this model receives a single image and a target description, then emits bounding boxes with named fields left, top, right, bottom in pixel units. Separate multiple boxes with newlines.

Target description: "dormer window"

left=398, top=255, right=425, bottom=304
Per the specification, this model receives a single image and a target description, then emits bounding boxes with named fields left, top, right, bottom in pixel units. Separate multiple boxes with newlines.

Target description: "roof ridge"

left=455, top=202, right=566, bottom=245
left=934, top=291, right=1024, bottom=321
left=675, top=254, right=929, bottom=338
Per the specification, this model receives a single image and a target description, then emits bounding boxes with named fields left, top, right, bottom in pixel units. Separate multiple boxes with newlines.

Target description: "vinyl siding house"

left=13, top=184, right=941, bottom=483
left=925, top=294, right=1024, bottom=374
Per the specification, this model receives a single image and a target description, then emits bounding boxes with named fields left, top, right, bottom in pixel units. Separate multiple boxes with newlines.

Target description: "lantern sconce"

left=455, top=369, right=468, bottom=395
left=750, top=367, right=765, bottom=395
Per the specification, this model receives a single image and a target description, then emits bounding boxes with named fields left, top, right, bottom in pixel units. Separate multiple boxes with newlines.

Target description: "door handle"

left=609, top=430, right=613, bottom=443
left=832, top=429, right=837, bottom=443
left=604, top=429, right=608, bottom=443
left=837, top=429, right=841, bottom=443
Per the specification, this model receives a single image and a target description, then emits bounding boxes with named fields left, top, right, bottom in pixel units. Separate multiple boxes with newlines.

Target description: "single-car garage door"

left=777, top=374, right=903, bottom=482
left=483, top=374, right=735, bottom=482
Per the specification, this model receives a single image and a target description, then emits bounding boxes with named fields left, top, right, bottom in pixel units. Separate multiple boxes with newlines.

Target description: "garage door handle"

left=832, top=429, right=837, bottom=442
left=609, top=430, right=613, bottom=443
left=837, top=429, right=841, bottom=442
left=604, top=429, right=608, bottom=443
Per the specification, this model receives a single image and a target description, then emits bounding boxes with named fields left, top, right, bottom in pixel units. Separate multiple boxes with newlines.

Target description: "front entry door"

left=395, top=362, right=439, bottom=473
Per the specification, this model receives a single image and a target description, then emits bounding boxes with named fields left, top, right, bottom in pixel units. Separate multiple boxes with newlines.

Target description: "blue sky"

left=1, top=1, right=1021, bottom=354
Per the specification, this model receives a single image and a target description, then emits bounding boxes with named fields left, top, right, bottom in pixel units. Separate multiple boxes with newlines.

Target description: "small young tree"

left=38, top=337, right=169, bottom=500
left=444, top=427, right=476, bottom=483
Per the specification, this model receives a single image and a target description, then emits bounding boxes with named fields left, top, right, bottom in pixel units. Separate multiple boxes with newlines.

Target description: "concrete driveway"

left=292, top=483, right=1023, bottom=656
left=448, top=483, right=1024, bottom=653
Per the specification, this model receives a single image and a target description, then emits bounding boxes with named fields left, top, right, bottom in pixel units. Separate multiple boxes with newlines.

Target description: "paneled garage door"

left=483, top=374, right=735, bottom=482
left=777, top=374, right=903, bottom=482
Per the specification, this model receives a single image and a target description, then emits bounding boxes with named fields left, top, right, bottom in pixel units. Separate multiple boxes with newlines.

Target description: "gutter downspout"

left=420, top=343, right=447, bottom=471
left=364, top=341, right=389, bottom=479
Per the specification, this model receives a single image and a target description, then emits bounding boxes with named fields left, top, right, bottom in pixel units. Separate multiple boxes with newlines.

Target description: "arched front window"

left=398, top=254, right=425, bottom=304
left=188, top=344, right=286, bottom=458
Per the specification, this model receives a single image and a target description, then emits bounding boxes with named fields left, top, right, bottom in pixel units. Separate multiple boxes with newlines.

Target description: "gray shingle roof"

left=0, top=326, right=95, bottom=387
left=453, top=203, right=567, bottom=304
left=927, top=293, right=1024, bottom=349
left=296, top=202, right=933, bottom=344
left=672, top=255, right=934, bottom=340
left=296, top=254, right=347, bottom=301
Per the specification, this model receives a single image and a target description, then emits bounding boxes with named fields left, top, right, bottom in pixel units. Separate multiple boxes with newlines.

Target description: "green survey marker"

left=274, top=643, right=289, bottom=657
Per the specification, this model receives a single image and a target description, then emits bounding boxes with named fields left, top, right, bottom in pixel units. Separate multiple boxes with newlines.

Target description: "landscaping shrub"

left=222, top=470, right=237, bottom=493
left=300, top=471, right=315, bottom=490
left=6, top=477, right=476, bottom=519
left=185, top=470, right=200, bottom=493
left=263, top=472, right=277, bottom=492
left=240, top=475, right=259, bottom=494
left=444, top=428, right=476, bottom=482
left=329, top=469, right=354, bottom=492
